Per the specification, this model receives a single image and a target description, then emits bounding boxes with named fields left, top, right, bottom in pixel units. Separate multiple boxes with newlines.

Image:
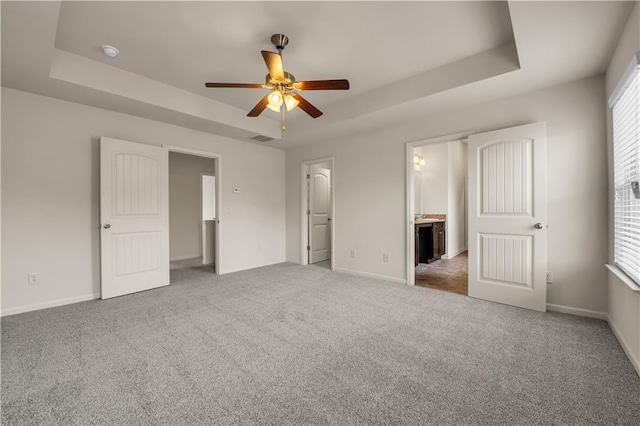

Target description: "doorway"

left=165, top=146, right=221, bottom=274
left=406, top=123, right=548, bottom=312
left=99, top=138, right=221, bottom=300
left=301, top=158, right=334, bottom=270
left=411, top=139, right=469, bottom=296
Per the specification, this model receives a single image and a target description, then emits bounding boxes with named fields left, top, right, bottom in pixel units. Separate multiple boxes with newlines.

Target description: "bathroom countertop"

left=415, top=218, right=445, bottom=225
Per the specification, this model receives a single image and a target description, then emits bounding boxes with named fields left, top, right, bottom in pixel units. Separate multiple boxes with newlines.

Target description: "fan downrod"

left=271, top=34, right=289, bottom=53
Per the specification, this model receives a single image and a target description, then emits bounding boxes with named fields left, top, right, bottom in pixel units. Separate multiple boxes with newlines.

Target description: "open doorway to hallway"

left=168, top=151, right=218, bottom=274
left=301, top=158, right=334, bottom=270
left=412, top=140, right=468, bottom=296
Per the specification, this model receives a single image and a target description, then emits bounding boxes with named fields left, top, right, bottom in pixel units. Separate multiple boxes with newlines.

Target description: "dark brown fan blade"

left=247, top=94, right=270, bottom=117
left=205, top=83, right=264, bottom=88
left=261, top=50, right=285, bottom=81
left=296, top=79, right=350, bottom=90
left=290, top=93, right=323, bottom=118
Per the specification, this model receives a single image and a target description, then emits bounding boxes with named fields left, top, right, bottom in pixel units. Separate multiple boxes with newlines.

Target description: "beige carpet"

left=2, top=262, right=639, bottom=424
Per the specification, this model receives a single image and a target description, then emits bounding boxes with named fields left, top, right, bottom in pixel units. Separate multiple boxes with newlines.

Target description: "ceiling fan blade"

left=247, top=94, right=270, bottom=117
left=296, top=79, right=350, bottom=90
left=291, top=93, right=323, bottom=118
left=205, top=83, right=264, bottom=88
left=261, top=50, right=285, bottom=81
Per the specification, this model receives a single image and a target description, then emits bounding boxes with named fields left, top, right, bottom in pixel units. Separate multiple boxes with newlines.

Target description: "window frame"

left=609, top=51, right=640, bottom=288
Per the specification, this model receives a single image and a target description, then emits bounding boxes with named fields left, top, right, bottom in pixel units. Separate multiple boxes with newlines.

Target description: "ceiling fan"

left=205, top=34, right=350, bottom=130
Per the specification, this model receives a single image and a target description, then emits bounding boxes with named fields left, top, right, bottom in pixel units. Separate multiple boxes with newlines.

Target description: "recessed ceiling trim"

left=49, top=49, right=282, bottom=139
left=284, top=42, right=521, bottom=139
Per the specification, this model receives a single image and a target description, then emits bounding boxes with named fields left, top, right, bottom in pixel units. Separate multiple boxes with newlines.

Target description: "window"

left=611, top=55, right=640, bottom=286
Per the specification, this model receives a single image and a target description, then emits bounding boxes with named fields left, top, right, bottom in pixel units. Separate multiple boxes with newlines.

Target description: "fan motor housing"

left=266, top=72, right=296, bottom=87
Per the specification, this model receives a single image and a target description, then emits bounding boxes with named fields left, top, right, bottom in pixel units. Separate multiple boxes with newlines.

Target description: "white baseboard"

left=170, top=255, right=202, bottom=262
left=546, top=303, right=608, bottom=320
left=443, top=248, right=467, bottom=260
left=1, top=293, right=101, bottom=317
left=286, top=258, right=302, bottom=264
left=608, top=316, right=640, bottom=377
left=333, top=267, right=406, bottom=284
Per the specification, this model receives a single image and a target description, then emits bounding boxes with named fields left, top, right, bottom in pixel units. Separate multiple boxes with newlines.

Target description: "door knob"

left=534, top=223, right=544, bottom=230
left=103, top=224, right=111, bottom=229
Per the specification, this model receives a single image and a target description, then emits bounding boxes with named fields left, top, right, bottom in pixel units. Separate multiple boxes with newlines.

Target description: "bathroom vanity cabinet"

left=415, top=220, right=446, bottom=265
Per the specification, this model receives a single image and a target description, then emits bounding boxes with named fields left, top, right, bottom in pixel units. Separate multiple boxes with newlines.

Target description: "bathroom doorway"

left=408, top=137, right=469, bottom=295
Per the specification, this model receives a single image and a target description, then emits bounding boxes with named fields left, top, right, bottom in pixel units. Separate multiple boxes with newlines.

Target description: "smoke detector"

left=101, top=45, right=119, bottom=58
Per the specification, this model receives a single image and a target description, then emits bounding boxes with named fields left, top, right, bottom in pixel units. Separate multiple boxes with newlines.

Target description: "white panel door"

left=468, top=122, right=547, bottom=311
left=309, top=166, right=331, bottom=264
left=100, top=137, right=170, bottom=299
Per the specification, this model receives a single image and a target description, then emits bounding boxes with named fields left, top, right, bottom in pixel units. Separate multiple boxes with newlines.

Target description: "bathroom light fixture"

left=101, top=45, right=119, bottom=58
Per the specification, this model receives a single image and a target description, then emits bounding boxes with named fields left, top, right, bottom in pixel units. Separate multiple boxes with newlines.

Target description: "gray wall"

left=286, top=76, right=608, bottom=314
left=1, top=87, right=285, bottom=315
left=446, top=141, right=467, bottom=257
left=169, top=152, right=215, bottom=260
left=418, top=143, right=449, bottom=216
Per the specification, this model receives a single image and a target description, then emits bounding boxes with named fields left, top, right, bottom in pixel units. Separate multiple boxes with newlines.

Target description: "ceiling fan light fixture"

left=284, top=94, right=299, bottom=111
left=205, top=33, right=349, bottom=126
left=267, top=91, right=283, bottom=108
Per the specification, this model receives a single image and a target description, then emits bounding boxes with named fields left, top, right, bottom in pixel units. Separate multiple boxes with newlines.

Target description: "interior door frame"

left=301, top=157, right=335, bottom=269
left=200, top=172, right=216, bottom=266
left=164, top=144, right=221, bottom=274
left=405, top=131, right=474, bottom=286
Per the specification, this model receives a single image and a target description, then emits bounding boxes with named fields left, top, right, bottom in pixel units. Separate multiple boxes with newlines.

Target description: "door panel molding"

left=300, top=157, right=334, bottom=269
left=468, top=122, right=547, bottom=311
left=310, top=165, right=331, bottom=264
left=100, top=137, right=169, bottom=299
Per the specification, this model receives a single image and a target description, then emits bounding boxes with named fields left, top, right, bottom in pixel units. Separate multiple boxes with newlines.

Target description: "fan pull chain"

left=281, top=105, right=286, bottom=131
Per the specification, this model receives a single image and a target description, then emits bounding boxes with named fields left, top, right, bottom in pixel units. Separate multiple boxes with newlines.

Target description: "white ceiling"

left=54, top=1, right=514, bottom=110
left=1, top=1, right=633, bottom=149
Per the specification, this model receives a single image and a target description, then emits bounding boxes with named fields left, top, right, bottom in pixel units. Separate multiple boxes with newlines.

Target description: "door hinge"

left=307, top=245, right=311, bottom=251
left=307, top=174, right=310, bottom=179
left=307, top=209, right=311, bottom=215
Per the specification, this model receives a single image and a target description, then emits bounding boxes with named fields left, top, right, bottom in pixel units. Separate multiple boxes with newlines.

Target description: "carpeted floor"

left=2, top=263, right=639, bottom=425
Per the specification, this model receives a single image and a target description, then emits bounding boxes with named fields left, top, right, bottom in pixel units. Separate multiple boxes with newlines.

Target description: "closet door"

left=100, top=137, right=169, bottom=299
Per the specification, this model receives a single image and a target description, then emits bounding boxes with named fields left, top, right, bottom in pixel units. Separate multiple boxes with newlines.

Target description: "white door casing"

left=468, top=122, right=547, bottom=311
left=100, top=137, right=170, bottom=299
left=309, top=165, right=331, bottom=264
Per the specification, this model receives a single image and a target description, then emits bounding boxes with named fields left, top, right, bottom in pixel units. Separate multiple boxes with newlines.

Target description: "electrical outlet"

left=546, top=271, right=554, bottom=284
left=350, top=249, right=357, bottom=258
left=28, top=272, right=40, bottom=286
left=383, top=253, right=389, bottom=263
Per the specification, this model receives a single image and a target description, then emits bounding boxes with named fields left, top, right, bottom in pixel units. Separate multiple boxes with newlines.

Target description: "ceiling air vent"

left=249, top=134, right=275, bottom=143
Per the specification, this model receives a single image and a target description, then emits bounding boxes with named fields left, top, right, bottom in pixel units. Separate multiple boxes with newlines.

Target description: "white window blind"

left=612, top=64, right=640, bottom=286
